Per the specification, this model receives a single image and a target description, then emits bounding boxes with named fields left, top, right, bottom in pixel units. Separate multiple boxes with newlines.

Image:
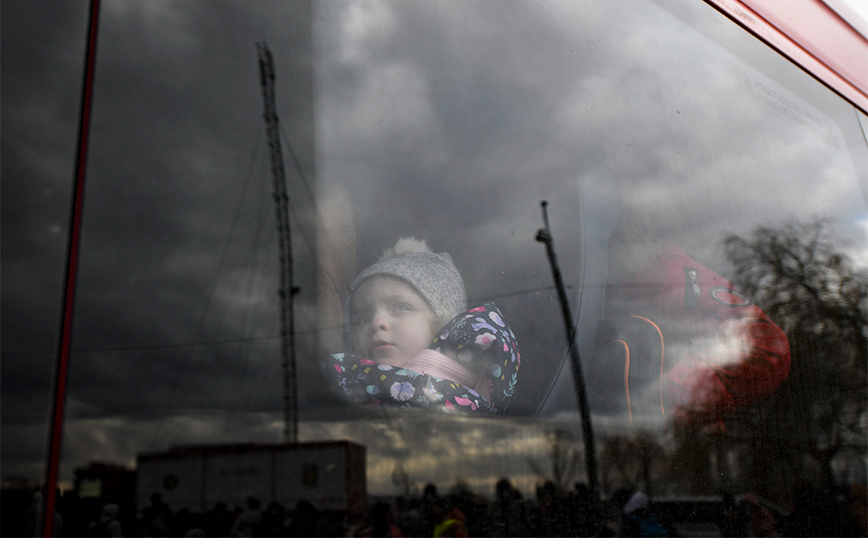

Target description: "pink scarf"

left=405, top=350, right=491, bottom=402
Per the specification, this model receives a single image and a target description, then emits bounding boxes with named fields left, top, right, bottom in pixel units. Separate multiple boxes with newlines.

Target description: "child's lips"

left=371, top=340, right=394, bottom=354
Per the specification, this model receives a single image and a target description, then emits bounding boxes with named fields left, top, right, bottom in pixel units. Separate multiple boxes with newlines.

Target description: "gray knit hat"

left=348, top=238, right=467, bottom=324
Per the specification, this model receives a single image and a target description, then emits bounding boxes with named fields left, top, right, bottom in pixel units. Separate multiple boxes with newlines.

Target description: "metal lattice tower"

left=256, top=42, right=298, bottom=444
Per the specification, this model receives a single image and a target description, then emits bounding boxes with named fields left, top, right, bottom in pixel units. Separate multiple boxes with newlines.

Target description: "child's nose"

left=370, top=313, right=389, bottom=332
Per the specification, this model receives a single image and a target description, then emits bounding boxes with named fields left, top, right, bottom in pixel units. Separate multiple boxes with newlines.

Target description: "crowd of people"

left=12, top=478, right=868, bottom=537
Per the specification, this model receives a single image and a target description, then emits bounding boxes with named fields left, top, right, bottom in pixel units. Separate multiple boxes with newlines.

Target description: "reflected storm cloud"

left=2, top=0, right=865, bottom=521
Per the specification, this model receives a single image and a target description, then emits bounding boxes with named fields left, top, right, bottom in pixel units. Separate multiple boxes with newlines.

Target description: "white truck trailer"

left=136, top=441, right=366, bottom=515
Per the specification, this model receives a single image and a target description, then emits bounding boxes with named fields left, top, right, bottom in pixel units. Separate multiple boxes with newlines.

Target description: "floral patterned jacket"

left=320, top=302, right=520, bottom=415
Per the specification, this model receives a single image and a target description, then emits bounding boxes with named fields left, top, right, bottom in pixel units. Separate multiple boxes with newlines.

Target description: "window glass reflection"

left=312, top=0, right=867, bottom=511
left=4, top=0, right=866, bottom=534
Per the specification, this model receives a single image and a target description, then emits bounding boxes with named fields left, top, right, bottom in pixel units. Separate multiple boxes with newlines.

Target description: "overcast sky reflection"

left=2, top=0, right=866, bottom=494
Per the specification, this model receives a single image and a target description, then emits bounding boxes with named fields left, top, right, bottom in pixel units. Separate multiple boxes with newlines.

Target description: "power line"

left=1, top=335, right=282, bottom=358
left=153, top=114, right=266, bottom=449
left=3, top=284, right=570, bottom=357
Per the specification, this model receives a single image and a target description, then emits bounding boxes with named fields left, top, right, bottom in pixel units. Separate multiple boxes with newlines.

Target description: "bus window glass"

left=312, top=0, right=867, bottom=501
left=3, top=0, right=866, bottom=532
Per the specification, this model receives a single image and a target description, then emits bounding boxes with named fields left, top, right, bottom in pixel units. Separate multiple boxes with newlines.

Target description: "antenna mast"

left=536, top=201, right=599, bottom=497
left=256, top=42, right=298, bottom=444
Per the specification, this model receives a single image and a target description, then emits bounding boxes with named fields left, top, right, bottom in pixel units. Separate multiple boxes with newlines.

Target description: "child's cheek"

left=352, top=331, right=367, bottom=356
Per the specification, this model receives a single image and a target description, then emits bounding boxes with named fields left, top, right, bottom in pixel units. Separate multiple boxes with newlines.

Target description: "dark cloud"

left=3, top=0, right=865, bottom=494
left=2, top=0, right=319, bottom=482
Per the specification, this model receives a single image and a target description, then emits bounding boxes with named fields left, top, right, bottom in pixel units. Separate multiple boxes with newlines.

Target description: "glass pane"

left=3, top=0, right=866, bottom=536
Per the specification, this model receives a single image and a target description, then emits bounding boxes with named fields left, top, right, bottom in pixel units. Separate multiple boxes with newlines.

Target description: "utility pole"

left=536, top=200, right=599, bottom=497
left=256, top=42, right=298, bottom=444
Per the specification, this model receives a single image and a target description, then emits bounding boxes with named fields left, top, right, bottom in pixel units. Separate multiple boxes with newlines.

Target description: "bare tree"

left=598, top=433, right=666, bottom=496
left=723, top=220, right=867, bottom=490
left=528, top=428, right=582, bottom=490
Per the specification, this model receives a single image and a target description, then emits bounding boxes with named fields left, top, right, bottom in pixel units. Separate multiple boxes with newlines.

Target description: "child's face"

left=350, top=276, right=441, bottom=367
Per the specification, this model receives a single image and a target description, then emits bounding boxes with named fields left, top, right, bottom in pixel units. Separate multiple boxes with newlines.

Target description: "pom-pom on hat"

left=348, top=237, right=467, bottom=324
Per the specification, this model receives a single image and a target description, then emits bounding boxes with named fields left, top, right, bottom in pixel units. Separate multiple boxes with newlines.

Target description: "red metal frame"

left=704, top=0, right=868, bottom=114
left=43, top=1, right=100, bottom=536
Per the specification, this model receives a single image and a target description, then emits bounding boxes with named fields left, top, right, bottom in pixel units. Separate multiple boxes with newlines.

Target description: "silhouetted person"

left=621, top=491, right=670, bottom=537
left=573, top=482, right=613, bottom=537
left=395, top=496, right=422, bottom=538
left=149, top=493, right=171, bottom=520
left=421, top=484, right=439, bottom=537
left=531, top=481, right=560, bottom=537
left=287, top=500, right=319, bottom=537
left=432, top=497, right=468, bottom=538
left=140, top=492, right=173, bottom=536
left=61, top=489, right=91, bottom=537
left=86, top=503, right=123, bottom=537
left=20, top=486, right=64, bottom=537
left=232, top=496, right=263, bottom=537
left=204, top=502, right=234, bottom=538
left=497, top=480, right=531, bottom=537
left=362, top=501, right=402, bottom=538
left=254, top=501, right=286, bottom=537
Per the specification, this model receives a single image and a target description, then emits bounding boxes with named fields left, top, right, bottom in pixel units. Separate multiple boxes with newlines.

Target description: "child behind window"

left=320, top=238, right=520, bottom=414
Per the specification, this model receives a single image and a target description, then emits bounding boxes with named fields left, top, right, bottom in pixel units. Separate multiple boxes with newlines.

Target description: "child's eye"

left=393, top=304, right=411, bottom=313
left=352, top=314, right=371, bottom=326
